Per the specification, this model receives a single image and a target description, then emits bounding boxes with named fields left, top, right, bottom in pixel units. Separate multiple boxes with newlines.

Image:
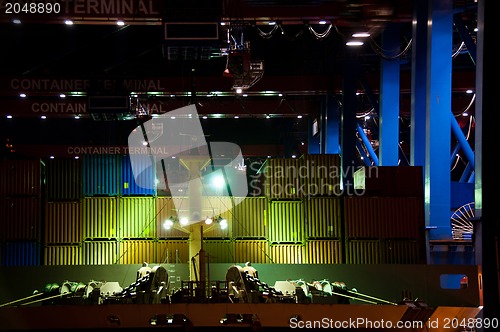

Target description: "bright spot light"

left=163, top=219, right=174, bottom=230
left=180, top=217, right=189, bottom=226
left=205, top=217, right=213, bottom=225
left=212, top=175, right=225, bottom=188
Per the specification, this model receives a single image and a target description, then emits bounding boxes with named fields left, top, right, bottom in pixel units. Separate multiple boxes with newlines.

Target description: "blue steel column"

left=411, top=0, right=428, bottom=167
left=426, top=0, right=453, bottom=240
left=341, top=59, right=360, bottom=194
left=475, top=0, right=499, bottom=318
left=325, top=93, right=341, bottom=154
left=379, top=22, right=401, bottom=166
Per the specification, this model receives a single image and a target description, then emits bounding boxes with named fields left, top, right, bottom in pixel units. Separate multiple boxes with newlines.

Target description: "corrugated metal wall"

left=1, top=159, right=42, bottom=196
left=354, top=166, right=424, bottom=197
left=0, top=197, right=41, bottom=241
left=120, top=154, right=156, bottom=196
left=304, top=197, right=342, bottom=239
left=82, top=154, right=120, bottom=196
left=264, top=158, right=302, bottom=199
left=157, top=240, right=189, bottom=264
left=203, top=240, right=235, bottom=263
left=345, top=239, right=382, bottom=264
left=155, top=197, right=188, bottom=238
left=1, top=241, right=40, bottom=266
left=118, top=240, right=157, bottom=264
left=268, top=201, right=304, bottom=243
left=44, top=245, right=82, bottom=265
left=81, top=240, right=118, bottom=265
left=118, top=197, right=156, bottom=239
left=305, top=240, right=342, bottom=264
left=45, top=201, right=82, bottom=244
left=269, top=243, right=305, bottom=264
left=300, top=154, right=342, bottom=197
left=344, top=196, right=424, bottom=239
left=0, top=156, right=428, bottom=267
left=232, top=197, right=267, bottom=239
left=45, top=158, right=82, bottom=201
left=234, top=240, right=270, bottom=263
left=83, top=197, right=118, bottom=239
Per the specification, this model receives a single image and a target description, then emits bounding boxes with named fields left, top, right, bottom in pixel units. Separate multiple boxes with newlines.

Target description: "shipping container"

left=263, top=158, right=302, bottom=199
left=232, top=197, right=268, bottom=239
left=117, top=197, right=156, bottom=239
left=268, top=201, right=304, bottom=243
left=343, top=196, right=424, bottom=239
left=45, top=158, right=82, bottom=201
left=82, top=154, right=120, bottom=196
left=200, top=196, right=233, bottom=238
left=300, top=154, right=342, bottom=197
left=82, top=197, right=118, bottom=239
left=268, top=243, right=305, bottom=264
left=44, top=244, right=82, bottom=265
left=118, top=239, right=157, bottom=264
left=157, top=240, right=189, bottom=264
left=156, top=197, right=189, bottom=238
left=382, top=239, right=425, bottom=264
left=303, top=197, right=342, bottom=239
left=305, top=240, right=342, bottom=264
left=81, top=240, right=118, bottom=265
left=1, top=241, right=40, bottom=266
left=1, top=159, right=42, bottom=197
left=354, top=166, right=424, bottom=197
left=45, top=201, right=82, bottom=244
left=234, top=240, right=270, bottom=264
left=345, top=239, right=381, bottom=264
left=0, top=197, right=41, bottom=241
left=203, top=240, right=235, bottom=263
left=120, top=154, right=156, bottom=196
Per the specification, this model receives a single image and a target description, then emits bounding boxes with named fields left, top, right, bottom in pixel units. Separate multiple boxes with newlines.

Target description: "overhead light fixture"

left=205, top=217, right=213, bottom=225
left=319, top=20, right=327, bottom=25
left=179, top=217, right=189, bottom=226
left=117, top=20, right=125, bottom=26
left=346, top=41, right=364, bottom=46
left=352, top=32, right=370, bottom=38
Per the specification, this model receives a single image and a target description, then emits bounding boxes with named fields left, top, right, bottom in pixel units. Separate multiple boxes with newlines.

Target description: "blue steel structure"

left=310, top=0, right=498, bottom=317
left=310, top=0, right=476, bottom=241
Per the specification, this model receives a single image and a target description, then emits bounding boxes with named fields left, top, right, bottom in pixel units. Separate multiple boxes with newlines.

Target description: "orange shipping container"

left=305, top=240, right=342, bottom=264
left=44, top=245, right=82, bottom=265
left=45, top=201, right=82, bottom=244
left=234, top=240, right=270, bottom=264
left=304, top=197, right=342, bottom=239
left=269, top=243, right=305, bottom=264
left=82, top=240, right=118, bottom=265
left=118, top=240, right=157, bottom=264
left=157, top=240, right=189, bottom=264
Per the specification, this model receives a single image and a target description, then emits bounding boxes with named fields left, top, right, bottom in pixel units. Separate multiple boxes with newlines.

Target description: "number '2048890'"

left=5, top=1, right=61, bottom=14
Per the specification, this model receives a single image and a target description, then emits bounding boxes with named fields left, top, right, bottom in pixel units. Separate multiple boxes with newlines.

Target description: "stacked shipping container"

left=1, top=154, right=426, bottom=266
left=0, top=159, right=43, bottom=266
